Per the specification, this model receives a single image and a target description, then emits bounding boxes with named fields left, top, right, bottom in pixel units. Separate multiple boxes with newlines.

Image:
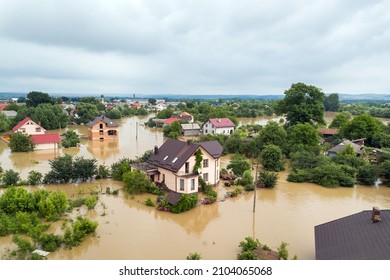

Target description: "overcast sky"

left=0, top=0, right=389, bottom=95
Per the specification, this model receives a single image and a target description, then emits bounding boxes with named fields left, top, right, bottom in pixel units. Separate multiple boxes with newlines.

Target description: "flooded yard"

left=2, top=173, right=389, bottom=260
left=1, top=115, right=390, bottom=260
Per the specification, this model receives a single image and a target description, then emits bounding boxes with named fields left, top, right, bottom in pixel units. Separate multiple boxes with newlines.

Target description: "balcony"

left=175, top=171, right=200, bottom=178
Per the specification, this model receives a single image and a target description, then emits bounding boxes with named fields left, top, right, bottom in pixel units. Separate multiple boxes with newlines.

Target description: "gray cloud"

left=0, top=0, right=389, bottom=95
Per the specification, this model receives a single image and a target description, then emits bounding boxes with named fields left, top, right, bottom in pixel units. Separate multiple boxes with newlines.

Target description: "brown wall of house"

left=88, top=121, right=119, bottom=141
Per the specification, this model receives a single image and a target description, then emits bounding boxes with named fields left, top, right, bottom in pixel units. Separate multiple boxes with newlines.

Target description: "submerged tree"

left=9, top=132, right=34, bottom=152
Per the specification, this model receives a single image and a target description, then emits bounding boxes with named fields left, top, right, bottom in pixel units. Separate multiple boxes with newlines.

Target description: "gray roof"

left=1, top=110, right=17, bottom=118
left=146, top=139, right=223, bottom=172
left=85, top=115, right=119, bottom=127
left=181, top=123, right=200, bottom=130
left=315, top=209, right=390, bottom=260
left=328, top=140, right=363, bottom=154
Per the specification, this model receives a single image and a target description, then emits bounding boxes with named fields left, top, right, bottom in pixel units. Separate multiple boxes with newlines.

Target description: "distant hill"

left=338, top=94, right=390, bottom=102
left=1, top=91, right=390, bottom=102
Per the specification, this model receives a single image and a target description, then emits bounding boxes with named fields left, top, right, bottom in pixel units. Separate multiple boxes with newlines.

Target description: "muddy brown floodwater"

left=1, top=115, right=390, bottom=260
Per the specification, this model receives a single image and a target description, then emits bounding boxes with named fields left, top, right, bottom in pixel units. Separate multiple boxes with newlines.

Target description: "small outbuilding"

left=181, top=123, right=201, bottom=136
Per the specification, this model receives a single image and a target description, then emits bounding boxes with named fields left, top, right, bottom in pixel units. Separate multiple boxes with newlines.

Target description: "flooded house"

left=146, top=139, right=223, bottom=194
left=327, top=139, right=364, bottom=158
left=181, top=123, right=201, bottom=136
left=12, top=117, right=60, bottom=150
left=85, top=115, right=119, bottom=141
left=202, top=118, right=236, bottom=135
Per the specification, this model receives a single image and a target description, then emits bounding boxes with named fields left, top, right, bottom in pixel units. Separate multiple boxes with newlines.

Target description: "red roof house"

left=0, top=103, right=9, bottom=111
left=164, top=117, right=181, bottom=125
left=202, top=118, right=236, bottom=135
left=12, top=117, right=60, bottom=150
left=13, top=117, right=46, bottom=134
left=31, top=134, right=60, bottom=150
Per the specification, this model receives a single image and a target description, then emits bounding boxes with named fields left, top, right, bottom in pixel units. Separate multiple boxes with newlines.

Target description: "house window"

left=99, top=123, right=103, bottom=129
left=203, top=173, right=209, bottom=182
left=185, top=162, right=189, bottom=173
left=203, top=159, right=209, bottom=168
left=35, top=127, right=41, bottom=133
left=21, top=128, right=26, bottom=133
left=191, top=179, right=195, bottom=190
left=180, top=179, right=185, bottom=191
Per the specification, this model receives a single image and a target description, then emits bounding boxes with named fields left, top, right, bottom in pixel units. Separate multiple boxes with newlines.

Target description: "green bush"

left=145, top=197, right=155, bottom=207
left=27, top=171, right=43, bottom=186
left=237, top=250, right=259, bottom=260
left=170, top=194, right=198, bottom=214
left=258, top=170, right=278, bottom=188
left=63, top=216, right=98, bottom=247
left=2, top=169, right=21, bottom=187
left=123, top=169, right=153, bottom=194
left=111, top=158, right=132, bottom=180
left=39, top=233, right=63, bottom=252
left=186, top=252, right=202, bottom=260
left=84, top=195, right=98, bottom=210
left=95, top=164, right=110, bottom=179
left=287, top=170, right=310, bottom=182
left=311, top=163, right=355, bottom=187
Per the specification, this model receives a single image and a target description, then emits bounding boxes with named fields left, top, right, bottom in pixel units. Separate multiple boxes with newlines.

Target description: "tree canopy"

left=9, top=132, right=34, bottom=152
left=275, top=82, right=325, bottom=126
left=26, top=91, right=54, bottom=107
left=75, top=103, right=99, bottom=124
left=324, top=93, right=340, bottom=112
left=341, top=114, right=383, bottom=145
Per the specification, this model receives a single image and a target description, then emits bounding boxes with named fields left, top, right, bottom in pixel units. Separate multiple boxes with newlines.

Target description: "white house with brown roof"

left=202, top=118, right=236, bottom=135
left=146, top=139, right=223, bottom=194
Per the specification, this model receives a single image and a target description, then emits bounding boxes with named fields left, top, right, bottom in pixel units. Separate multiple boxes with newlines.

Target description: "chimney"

left=154, top=145, right=158, bottom=154
left=372, top=206, right=381, bottom=223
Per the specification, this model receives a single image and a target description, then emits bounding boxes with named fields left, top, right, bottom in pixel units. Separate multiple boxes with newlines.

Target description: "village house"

left=315, top=207, right=390, bottom=259
left=0, top=103, right=9, bottom=111
left=202, top=118, right=236, bottom=135
left=173, top=111, right=194, bottom=123
left=181, top=123, right=201, bottom=136
left=327, top=139, right=364, bottom=158
left=86, top=115, right=119, bottom=141
left=1, top=110, right=17, bottom=118
left=145, top=139, right=223, bottom=194
left=13, top=117, right=47, bottom=135
left=317, top=128, right=339, bottom=141
left=12, top=117, right=60, bottom=150
left=164, top=117, right=181, bottom=125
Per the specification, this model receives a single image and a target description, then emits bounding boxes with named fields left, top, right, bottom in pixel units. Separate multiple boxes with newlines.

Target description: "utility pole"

left=253, top=163, right=258, bottom=213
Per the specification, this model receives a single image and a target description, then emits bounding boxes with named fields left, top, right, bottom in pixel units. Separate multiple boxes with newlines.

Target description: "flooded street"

left=1, top=115, right=390, bottom=260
